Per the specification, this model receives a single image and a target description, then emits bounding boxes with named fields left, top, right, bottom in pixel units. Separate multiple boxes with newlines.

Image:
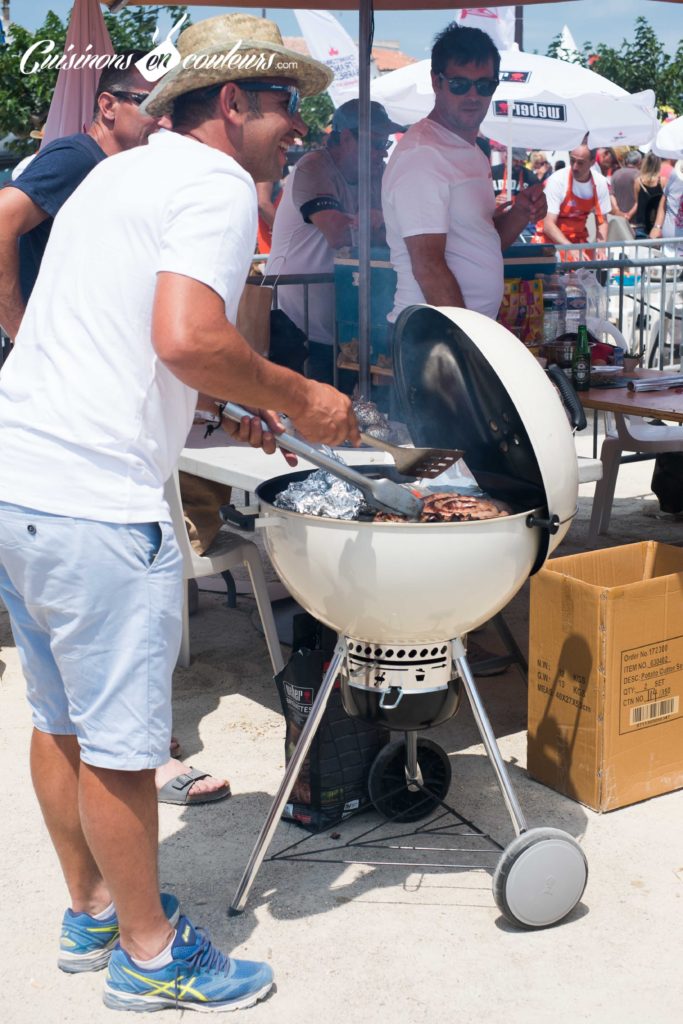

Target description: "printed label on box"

left=533, top=656, right=593, bottom=713
left=619, top=636, right=683, bottom=734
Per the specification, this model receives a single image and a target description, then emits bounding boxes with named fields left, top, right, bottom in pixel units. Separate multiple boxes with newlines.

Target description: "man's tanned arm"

left=0, top=188, right=48, bottom=339
left=152, top=273, right=360, bottom=447
left=404, top=233, right=466, bottom=308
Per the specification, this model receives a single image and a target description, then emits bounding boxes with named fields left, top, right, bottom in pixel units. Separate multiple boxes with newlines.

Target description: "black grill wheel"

left=368, top=737, right=452, bottom=822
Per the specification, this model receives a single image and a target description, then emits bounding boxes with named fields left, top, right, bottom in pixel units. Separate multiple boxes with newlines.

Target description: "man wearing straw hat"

left=0, top=55, right=234, bottom=807
left=0, top=12, right=357, bottom=1014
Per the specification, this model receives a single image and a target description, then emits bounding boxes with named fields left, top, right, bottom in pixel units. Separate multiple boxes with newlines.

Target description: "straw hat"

left=144, top=13, right=333, bottom=117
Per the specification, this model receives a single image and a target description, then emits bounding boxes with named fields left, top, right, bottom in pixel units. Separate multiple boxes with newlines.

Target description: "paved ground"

left=2, top=415, right=683, bottom=1023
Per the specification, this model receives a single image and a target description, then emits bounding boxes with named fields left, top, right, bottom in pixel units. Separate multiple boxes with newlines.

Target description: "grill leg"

left=229, top=639, right=347, bottom=915
left=452, top=637, right=528, bottom=837
left=404, top=731, right=422, bottom=791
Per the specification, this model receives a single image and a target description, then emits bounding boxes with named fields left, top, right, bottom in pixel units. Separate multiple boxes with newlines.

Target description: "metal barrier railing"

left=551, top=238, right=683, bottom=371
left=247, top=271, right=335, bottom=360
left=248, top=268, right=339, bottom=385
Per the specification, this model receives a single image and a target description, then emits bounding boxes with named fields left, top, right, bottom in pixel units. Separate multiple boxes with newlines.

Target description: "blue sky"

left=15, top=1, right=683, bottom=58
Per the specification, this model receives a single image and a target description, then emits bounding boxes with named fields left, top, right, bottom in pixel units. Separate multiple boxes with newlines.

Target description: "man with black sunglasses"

left=0, top=54, right=158, bottom=325
left=383, top=22, right=546, bottom=323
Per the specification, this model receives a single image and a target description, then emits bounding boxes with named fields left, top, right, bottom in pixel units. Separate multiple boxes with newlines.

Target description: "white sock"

left=131, top=931, right=176, bottom=970
left=91, top=901, right=115, bottom=921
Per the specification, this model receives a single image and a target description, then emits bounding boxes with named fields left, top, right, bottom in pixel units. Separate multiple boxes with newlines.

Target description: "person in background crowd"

left=592, top=148, right=632, bottom=222
left=650, top=158, right=683, bottom=255
left=382, top=23, right=546, bottom=323
left=596, top=147, right=620, bottom=178
left=0, top=11, right=358, bottom=1013
left=630, top=152, right=664, bottom=238
left=256, top=178, right=284, bottom=254
left=554, top=159, right=566, bottom=172
left=530, top=150, right=552, bottom=181
left=11, top=125, right=44, bottom=181
left=382, top=22, right=546, bottom=672
left=611, top=149, right=642, bottom=215
left=659, top=157, right=675, bottom=185
left=0, top=57, right=156, bottom=327
left=538, top=142, right=610, bottom=251
left=266, top=98, right=402, bottom=386
left=490, top=147, right=537, bottom=204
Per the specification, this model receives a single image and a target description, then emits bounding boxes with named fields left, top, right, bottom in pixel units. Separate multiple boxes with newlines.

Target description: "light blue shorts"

left=0, top=502, right=183, bottom=770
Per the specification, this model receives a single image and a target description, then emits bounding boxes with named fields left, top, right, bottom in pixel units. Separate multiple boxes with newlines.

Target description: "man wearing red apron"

left=537, top=143, right=611, bottom=260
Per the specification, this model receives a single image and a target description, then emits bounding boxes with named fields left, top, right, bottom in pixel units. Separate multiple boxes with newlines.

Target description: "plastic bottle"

left=575, top=269, right=607, bottom=322
left=538, top=273, right=567, bottom=344
left=563, top=272, right=587, bottom=334
left=572, top=324, right=591, bottom=391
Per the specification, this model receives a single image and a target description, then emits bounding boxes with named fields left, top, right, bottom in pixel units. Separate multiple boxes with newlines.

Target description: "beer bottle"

left=572, top=324, right=591, bottom=392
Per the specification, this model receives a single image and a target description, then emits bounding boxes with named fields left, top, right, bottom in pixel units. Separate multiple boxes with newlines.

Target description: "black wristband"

left=300, top=195, right=343, bottom=223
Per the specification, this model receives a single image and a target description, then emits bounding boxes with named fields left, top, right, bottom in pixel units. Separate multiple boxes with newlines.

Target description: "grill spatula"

left=222, top=402, right=424, bottom=520
left=359, top=432, right=464, bottom=479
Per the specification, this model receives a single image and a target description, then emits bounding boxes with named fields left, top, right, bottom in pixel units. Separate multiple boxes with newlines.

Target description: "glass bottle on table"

left=572, top=324, right=591, bottom=392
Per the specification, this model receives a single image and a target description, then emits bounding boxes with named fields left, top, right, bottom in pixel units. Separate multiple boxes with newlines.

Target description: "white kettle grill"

left=228, top=306, right=588, bottom=929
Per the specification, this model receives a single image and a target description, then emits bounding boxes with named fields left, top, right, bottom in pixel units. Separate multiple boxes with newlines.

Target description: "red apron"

left=536, top=170, right=606, bottom=259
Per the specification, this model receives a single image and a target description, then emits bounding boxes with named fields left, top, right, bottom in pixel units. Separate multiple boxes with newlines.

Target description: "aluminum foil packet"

left=274, top=447, right=363, bottom=519
left=353, top=398, right=392, bottom=441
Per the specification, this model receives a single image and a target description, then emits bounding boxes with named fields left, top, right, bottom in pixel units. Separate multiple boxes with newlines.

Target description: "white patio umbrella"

left=652, top=115, right=683, bottom=159
left=371, top=44, right=658, bottom=150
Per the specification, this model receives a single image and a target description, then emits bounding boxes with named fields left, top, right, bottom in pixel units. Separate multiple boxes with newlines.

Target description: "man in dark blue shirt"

left=0, top=53, right=158, bottom=337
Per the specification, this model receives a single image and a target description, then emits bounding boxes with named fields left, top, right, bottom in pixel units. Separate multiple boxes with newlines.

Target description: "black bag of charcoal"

left=274, top=613, right=387, bottom=831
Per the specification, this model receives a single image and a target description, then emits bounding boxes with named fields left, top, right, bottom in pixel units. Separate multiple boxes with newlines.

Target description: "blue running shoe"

left=103, top=915, right=274, bottom=1013
left=58, top=892, right=180, bottom=974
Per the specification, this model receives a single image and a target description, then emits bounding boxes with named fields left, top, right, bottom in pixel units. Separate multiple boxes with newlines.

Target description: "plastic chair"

left=164, top=470, right=284, bottom=673
left=582, top=319, right=683, bottom=542
left=588, top=412, right=683, bottom=543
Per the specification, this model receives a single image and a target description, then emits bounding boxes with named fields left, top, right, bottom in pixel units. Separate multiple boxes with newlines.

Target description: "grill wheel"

left=368, top=737, right=452, bottom=822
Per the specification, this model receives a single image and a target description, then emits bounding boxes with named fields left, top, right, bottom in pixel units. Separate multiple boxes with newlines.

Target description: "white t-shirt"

left=663, top=165, right=683, bottom=254
left=0, top=131, right=256, bottom=523
left=266, top=148, right=379, bottom=345
left=382, top=118, right=504, bottom=321
left=545, top=165, right=612, bottom=216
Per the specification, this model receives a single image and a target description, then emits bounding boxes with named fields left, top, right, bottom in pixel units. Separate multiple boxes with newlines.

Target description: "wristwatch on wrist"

left=194, top=402, right=226, bottom=437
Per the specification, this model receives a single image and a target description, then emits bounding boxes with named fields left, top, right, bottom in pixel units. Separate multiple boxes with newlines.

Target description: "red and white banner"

left=294, top=9, right=359, bottom=107
left=456, top=7, right=516, bottom=51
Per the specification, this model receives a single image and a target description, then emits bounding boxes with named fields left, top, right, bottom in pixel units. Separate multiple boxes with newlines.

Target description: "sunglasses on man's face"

left=437, top=73, right=499, bottom=97
left=350, top=130, right=392, bottom=152
left=238, top=81, right=301, bottom=116
left=110, top=90, right=151, bottom=106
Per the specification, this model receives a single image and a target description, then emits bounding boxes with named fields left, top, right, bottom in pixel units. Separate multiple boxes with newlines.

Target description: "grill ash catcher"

left=228, top=306, right=588, bottom=929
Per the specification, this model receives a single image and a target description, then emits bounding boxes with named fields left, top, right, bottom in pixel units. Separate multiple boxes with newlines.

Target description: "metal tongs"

left=222, top=402, right=424, bottom=520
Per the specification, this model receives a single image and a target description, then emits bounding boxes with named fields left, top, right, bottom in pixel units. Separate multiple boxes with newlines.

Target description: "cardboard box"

left=527, top=541, right=683, bottom=811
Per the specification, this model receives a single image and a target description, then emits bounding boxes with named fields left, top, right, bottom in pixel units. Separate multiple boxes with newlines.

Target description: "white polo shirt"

left=382, top=117, right=504, bottom=321
left=0, top=131, right=257, bottom=523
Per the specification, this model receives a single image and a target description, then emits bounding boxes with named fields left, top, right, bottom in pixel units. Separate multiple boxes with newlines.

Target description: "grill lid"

left=392, top=305, right=578, bottom=551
